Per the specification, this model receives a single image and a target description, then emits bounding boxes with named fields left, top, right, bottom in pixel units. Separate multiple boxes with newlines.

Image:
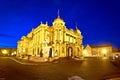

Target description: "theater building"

left=17, top=13, right=83, bottom=61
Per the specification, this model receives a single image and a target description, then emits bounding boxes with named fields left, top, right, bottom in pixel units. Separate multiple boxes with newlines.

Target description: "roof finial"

left=40, top=21, right=43, bottom=24
left=58, top=9, right=60, bottom=18
left=32, top=28, right=34, bottom=31
left=76, top=22, right=78, bottom=29
left=46, top=21, right=48, bottom=25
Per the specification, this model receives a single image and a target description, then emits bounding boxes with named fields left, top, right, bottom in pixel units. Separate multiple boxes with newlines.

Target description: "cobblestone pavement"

left=0, top=57, right=120, bottom=80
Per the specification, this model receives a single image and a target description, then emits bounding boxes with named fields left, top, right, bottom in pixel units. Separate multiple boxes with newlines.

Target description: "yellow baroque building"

left=17, top=14, right=83, bottom=61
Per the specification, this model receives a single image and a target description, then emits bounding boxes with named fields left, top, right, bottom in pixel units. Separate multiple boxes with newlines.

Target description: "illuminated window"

left=23, top=48, right=26, bottom=52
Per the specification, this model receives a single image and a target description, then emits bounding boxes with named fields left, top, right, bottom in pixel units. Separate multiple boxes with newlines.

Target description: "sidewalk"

left=9, top=57, right=39, bottom=65
left=16, top=56, right=59, bottom=62
left=52, top=57, right=84, bottom=63
left=4, top=56, right=84, bottom=65
left=10, top=57, right=59, bottom=64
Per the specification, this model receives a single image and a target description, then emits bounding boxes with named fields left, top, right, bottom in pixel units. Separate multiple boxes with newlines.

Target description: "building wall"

left=83, top=45, right=112, bottom=58
left=17, top=16, right=83, bottom=59
left=83, top=45, right=92, bottom=56
left=91, top=47, right=112, bottom=57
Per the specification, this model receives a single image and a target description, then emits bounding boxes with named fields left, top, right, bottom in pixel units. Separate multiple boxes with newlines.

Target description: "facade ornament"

left=40, top=21, right=43, bottom=24
left=46, top=21, right=48, bottom=25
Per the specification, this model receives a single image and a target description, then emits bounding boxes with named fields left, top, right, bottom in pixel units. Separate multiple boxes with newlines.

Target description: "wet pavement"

left=0, top=57, right=120, bottom=80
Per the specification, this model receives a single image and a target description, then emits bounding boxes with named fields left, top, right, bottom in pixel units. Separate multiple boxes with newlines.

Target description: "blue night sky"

left=0, top=0, right=120, bottom=48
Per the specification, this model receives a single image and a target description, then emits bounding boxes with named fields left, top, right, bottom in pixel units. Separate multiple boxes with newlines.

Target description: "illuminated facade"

left=17, top=13, right=83, bottom=61
left=83, top=44, right=112, bottom=57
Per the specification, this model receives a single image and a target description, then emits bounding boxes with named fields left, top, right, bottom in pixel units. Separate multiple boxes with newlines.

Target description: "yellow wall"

left=83, top=45, right=112, bottom=57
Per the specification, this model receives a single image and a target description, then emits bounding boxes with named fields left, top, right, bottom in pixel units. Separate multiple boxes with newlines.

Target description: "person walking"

left=40, top=49, right=43, bottom=57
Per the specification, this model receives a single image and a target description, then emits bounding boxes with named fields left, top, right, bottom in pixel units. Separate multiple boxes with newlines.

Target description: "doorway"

left=68, top=47, right=73, bottom=57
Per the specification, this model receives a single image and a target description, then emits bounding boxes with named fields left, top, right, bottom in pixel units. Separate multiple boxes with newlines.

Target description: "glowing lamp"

left=102, top=49, right=107, bottom=54
left=54, top=53, right=58, bottom=56
left=44, top=59, right=48, bottom=61
left=2, top=49, right=8, bottom=54
left=83, top=50, right=87, bottom=56
left=11, top=51, right=16, bottom=56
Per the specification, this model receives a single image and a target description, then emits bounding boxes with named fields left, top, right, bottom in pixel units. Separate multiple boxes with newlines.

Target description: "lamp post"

left=2, top=49, right=8, bottom=56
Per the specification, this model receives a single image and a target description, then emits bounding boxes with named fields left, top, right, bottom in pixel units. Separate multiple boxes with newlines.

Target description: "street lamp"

left=102, top=49, right=107, bottom=54
left=2, top=49, right=8, bottom=54
left=2, top=49, right=8, bottom=56
left=101, top=48, right=107, bottom=57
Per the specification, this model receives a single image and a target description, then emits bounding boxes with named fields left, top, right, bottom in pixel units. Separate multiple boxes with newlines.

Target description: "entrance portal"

left=68, top=47, right=73, bottom=57
left=49, top=48, right=52, bottom=58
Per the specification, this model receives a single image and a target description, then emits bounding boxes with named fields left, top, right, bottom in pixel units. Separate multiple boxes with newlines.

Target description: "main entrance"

left=67, top=47, right=73, bottom=57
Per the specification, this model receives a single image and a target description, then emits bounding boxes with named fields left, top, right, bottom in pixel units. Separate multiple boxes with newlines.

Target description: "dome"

left=54, top=17, right=64, bottom=22
left=52, top=17, right=65, bottom=26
